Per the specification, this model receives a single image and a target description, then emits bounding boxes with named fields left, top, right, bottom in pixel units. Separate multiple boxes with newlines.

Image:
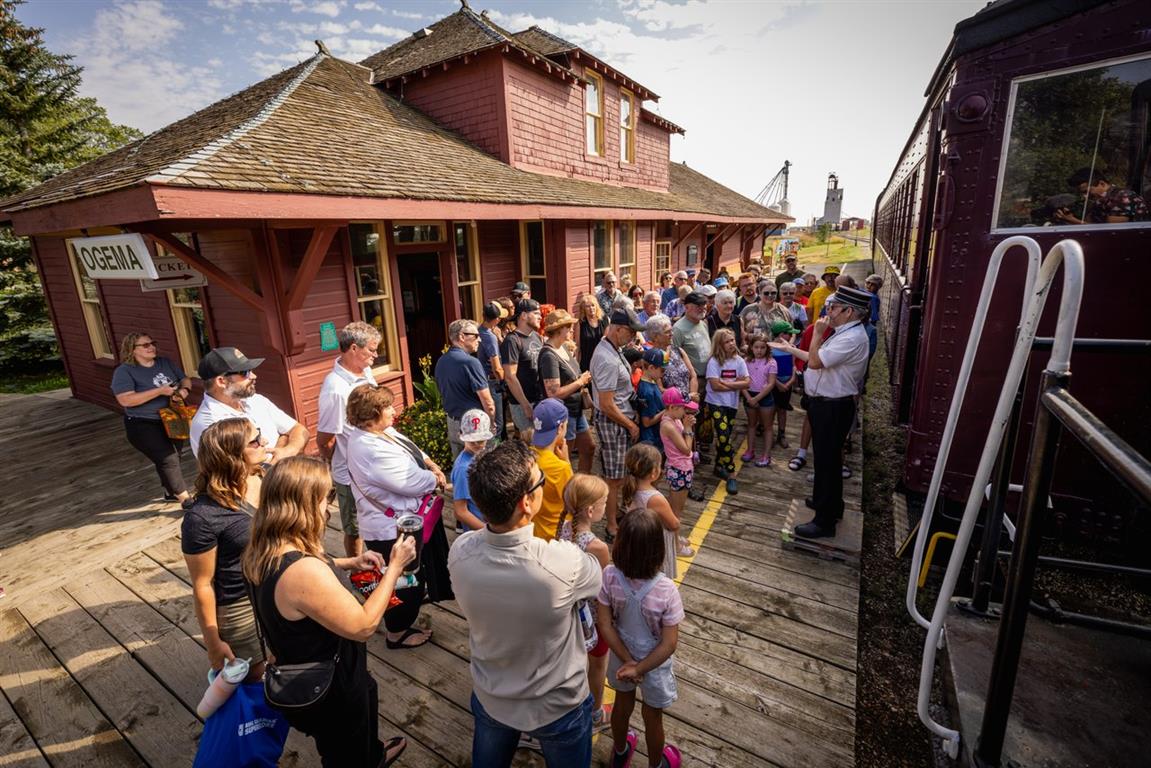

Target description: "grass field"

left=764, top=228, right=872, bottom=271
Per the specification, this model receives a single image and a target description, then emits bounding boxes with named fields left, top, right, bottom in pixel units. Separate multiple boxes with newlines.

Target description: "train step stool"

left=780, top=498, right=862, bottom=565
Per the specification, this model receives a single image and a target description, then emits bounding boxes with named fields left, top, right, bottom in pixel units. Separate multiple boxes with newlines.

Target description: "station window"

left=655, top=240, right=672, bottom=276
left=617, top=221, right=636, bottom=283
left=349, top=223, right=400, bottom=370
left=995, top=54, right=1151, bottom=230
left=66, top=247, right=113, bottom=359
left=454, top=223, right=481, bottom=321
left=168, top=286, right=211, bottom=374
left=619, top=89, right=636, bottom=163
left=521, top=221, right=547, bottom=301
left=585, top=71, right=605, bottom=156
left=592, top=220, right=613, bottom=286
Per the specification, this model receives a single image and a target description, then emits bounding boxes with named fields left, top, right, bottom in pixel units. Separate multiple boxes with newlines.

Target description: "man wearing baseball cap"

left=773, top=286, right=871, bottom=538
left=511, top=281, right=531, bottom=302
left=501, top=299, right=544, bottom=441
left=807, top=265, right=840, bottom=325
left=479, top=301, right=507, bottom=439
left=189, top=347, right=307, bottom=460
left=590, top=307, right=645, bottom=539
left=774, top=253, right=804, bottom=289
left=530, top=398, right=574, bottom=541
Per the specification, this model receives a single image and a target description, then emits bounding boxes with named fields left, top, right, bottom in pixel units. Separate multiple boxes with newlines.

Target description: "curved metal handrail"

left=906, top=236, right=1042, bottom=630
left=916, top=239, right=1085, bottom=756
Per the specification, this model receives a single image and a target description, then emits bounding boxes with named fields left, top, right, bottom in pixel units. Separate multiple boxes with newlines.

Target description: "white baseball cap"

left=459, top=409, right=494, bottom=442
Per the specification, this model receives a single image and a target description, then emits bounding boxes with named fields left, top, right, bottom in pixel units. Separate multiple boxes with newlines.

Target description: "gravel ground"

left=855, top=332, right=951, bottom=767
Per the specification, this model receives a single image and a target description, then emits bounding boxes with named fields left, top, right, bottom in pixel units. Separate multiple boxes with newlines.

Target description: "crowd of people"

left=107, top=256, right=881, bottom=768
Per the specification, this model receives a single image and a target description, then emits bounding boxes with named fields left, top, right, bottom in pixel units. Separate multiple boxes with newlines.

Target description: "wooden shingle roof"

left=511, top=26, right=578, bottom=57
left=1, top=53, right=786, bottom=225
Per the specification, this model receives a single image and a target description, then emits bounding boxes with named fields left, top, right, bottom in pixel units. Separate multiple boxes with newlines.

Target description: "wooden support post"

left=137, top=230, right=265, bottom=312
left=286, top=226, right=338, bottom=311
left=672, top=221, right=703, bottom=251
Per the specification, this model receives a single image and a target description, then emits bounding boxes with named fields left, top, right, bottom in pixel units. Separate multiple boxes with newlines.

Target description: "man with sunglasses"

left=317, top=322, right=380, bottom=557
left=189, top=347, right=307, bottom=462
left=437, top=318, right=497, bottom=460
left=449, top=439, right=602, bottom=767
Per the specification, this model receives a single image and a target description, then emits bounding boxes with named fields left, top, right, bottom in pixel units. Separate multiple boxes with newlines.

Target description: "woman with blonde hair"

left=182, top=417, right=267, bottom=681
left=111, top=331, right=193, bottom=504
left=244, top=456, right=414, bottom=767
left=575, top=292, right=604, bottom=376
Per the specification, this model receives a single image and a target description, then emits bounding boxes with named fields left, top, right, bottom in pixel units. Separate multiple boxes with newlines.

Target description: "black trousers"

left=288, top=668, right=382, bottom=768
left=123, top=416, right=186, bottom=496
left=364, top=537, right=423, bottom=634
left=807, top=397, right=856, bottom=529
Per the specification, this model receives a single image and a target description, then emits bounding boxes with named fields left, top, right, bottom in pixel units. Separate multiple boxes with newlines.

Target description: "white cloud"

left=353, top=1, right=381, bottom=9
left=67, top=1, right=224, bottom=133
left=390, top=9, right=425, bottom=20
left=290, top=1, right=343, bottom=18
left=363, top=23, right=407, bottom=38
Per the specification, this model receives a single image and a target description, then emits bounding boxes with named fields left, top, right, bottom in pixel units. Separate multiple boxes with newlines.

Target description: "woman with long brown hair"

left=244, top=456, right=414, bottom=767
left=112, top=331, right=193, bottom=504
left=181, top=418, right=267, bottom=682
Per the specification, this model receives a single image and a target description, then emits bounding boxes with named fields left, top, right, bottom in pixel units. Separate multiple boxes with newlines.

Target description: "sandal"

left=687, top=485, right=706, bottom=502
left=677, top=541, right=695, bottom=557
left=380, top=736, right=406, bottom=767
left=592, top=703, right=614, bottom=732
left=788, top=455, right=807, bottom=472
left=385, top=627, right=432, bottom=650
left=755, top=455, right=771, bottom=467
left=740, top=449, right=755, bottom=462
left=777, top=431, right=790, bottom=449
left=610, top=729, right=638, bottom=768
left=841, top=465, right=852, bottom=479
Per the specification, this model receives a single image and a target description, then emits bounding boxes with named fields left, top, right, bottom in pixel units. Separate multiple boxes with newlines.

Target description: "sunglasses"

left=460, top=332, right=479, bottom=339
left=134, top=341, right=156, bottom=348
left=525, top=472, right=546, bottom=496
left=762, top=291, right=777, bottom=296
left=248, top=428, right=262, bottom=448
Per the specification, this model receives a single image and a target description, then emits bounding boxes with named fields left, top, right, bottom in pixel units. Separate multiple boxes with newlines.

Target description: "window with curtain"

left=585, top=72, right=604, bottom=156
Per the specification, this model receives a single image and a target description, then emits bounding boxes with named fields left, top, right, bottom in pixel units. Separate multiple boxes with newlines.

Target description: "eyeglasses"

left=525, top=472, right=546, bottom=496
left=134, top=341, right=156, bottom=348
left=248, top=428, right=262, bottom=448
left=762, top=291, right=777, bottom=297
left=460, top=332, right=479, bottom=339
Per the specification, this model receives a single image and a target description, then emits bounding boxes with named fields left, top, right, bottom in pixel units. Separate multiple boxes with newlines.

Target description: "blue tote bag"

left=193, top=681, right=290, bottom=768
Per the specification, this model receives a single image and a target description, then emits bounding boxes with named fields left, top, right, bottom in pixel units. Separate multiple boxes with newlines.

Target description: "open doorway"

left=398, top=252, right=446, bottom=371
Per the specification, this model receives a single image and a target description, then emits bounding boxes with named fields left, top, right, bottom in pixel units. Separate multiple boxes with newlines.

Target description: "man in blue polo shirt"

left=436, top=319, right=496, bottom=459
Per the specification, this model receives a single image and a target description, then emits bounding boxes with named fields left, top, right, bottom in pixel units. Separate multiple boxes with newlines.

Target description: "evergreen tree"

left=0, top=0, right=143, bottom=375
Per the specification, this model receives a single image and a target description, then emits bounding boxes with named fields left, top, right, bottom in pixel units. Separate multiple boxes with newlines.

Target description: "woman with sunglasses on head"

left=345, top=383, right=454, bottom=650
left=112, top=332, right=193, bottom=505
left=181, top=418, right=268, bottom=683
left=244, top=456, right=414, bottom=767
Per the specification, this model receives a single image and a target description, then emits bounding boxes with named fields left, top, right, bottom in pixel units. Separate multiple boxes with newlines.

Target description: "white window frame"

left=350, top=222, right=402, bottom=373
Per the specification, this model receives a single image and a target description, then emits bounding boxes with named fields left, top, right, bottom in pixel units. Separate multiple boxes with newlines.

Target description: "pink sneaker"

left=740, top=448, right=755, bottom=462
left=755, top=455, right=771, bottom=467
left=610, top=730, right=638, bottom=768
left=661, top=744, right=683, bottom=767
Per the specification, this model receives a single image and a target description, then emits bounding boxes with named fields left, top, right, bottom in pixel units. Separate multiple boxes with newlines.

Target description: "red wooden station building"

left=1, top=5, right=788, bottom=434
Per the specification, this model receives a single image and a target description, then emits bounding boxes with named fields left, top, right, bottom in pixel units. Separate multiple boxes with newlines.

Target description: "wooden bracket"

left=136, top=230, right=265, bottom=312
left=672, top=221, right=702, bottom=250
left=718, top=223, right=744, bottom=248
left=285, top=225, right=338, bottom=311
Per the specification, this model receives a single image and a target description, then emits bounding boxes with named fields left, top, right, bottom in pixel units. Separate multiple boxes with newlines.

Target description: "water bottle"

left=196, top=657, right=250, bottom=719
left=577, top=600, right=598, bottom=652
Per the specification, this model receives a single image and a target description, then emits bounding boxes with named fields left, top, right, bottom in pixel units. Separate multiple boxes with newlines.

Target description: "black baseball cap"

left=198, top=347, right=264, bottom=379
left=682, top=291, right=709, bottom=307
left=512, top=281, right=531, bottom=294
left=513, top=298, right=541, bottom=318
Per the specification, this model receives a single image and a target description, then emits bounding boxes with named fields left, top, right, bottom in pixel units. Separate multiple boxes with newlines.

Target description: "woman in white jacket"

left=345, top=384, right=449, bottom=649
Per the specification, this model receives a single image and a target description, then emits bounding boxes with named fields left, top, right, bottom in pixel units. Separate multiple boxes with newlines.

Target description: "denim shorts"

left=564, top=412, right=589, bottom=441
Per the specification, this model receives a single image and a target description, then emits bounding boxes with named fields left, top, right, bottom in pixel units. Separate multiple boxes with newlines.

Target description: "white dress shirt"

left=803, top=320, right=869, bottom=399
left=316, top=360, right=375, bottom=485
left=345, top=425, right=437, bottom=541
left=189, top=392, right=298, bottom=457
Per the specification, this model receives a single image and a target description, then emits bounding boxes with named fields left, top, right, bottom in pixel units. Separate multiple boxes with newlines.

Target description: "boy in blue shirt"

left=451, top=409, right=493, bottom=532
left=636, top=348, right=666, bottom=449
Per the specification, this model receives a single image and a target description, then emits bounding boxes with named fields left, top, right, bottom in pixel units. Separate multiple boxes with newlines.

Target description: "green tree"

left=815, top=222, right=832, bottom=244
left=0, top=0, right=143, bottom=374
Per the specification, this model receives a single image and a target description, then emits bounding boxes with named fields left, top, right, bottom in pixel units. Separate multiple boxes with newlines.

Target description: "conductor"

left=772, top=286, right=871, bottom=537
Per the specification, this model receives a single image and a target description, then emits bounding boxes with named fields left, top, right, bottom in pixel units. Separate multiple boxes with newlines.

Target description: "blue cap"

left=642, top=348, right=667, bottom=367
left=713, top=276, right=729, bottom=288
left=531, top=398, right=569, bottom=447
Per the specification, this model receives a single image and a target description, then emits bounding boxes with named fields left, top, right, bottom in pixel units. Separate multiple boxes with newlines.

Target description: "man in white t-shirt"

left=316, top=322, right=379, bottom=557
left=189, top=347, right=307, bottom=462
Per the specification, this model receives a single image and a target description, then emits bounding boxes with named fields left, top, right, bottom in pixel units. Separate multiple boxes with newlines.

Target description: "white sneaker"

left=517, top=734, right=542, bottom=752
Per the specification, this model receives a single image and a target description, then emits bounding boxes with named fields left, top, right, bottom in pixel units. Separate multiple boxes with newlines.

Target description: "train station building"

left=1, top=5, right=789, bottom=432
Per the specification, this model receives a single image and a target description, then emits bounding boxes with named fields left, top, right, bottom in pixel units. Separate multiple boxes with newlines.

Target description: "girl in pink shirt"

left=741, top=335, right=778, bottom=466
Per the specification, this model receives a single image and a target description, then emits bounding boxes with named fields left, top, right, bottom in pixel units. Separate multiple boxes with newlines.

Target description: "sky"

left=17, top=0, right=988, bottom=224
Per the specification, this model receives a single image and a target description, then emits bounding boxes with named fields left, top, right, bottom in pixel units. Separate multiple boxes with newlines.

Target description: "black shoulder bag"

left=248, top=568, right=340, bottom=711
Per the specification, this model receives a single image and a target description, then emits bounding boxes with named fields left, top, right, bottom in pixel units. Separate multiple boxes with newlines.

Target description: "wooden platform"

left=0, top=391, right=863, bottom=767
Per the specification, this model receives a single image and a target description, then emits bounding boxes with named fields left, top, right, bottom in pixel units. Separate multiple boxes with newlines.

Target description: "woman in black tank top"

left=243, top=457, right=416, bottom=767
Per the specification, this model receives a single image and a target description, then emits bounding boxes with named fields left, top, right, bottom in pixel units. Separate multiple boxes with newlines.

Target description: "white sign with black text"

left=66, top=233, right=158, bottom=280
left=139, top=257, right=208, bottom=292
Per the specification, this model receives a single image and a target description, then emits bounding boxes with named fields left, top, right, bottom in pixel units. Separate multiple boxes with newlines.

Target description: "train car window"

left=995, top=54, right=1151, bottom=230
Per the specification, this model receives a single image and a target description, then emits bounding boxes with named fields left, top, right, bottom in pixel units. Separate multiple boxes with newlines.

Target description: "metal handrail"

left=906, top=236, right=1042, bottom=630
left=915, top=239, right=1084, bottom=757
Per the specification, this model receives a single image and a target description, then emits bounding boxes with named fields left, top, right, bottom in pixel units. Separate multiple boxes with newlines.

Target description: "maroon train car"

left=873, top=0, right=1151, bottom=550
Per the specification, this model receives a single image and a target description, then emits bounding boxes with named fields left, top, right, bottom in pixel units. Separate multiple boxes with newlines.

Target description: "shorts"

left=595, top=414, right=632, bottom=480
left=217, top=598, right=265, bottom=663
left=665, top=465, right=693, bottom=491
left=589, top=633, right=609, bottom=658
left=745, top=391, right=775, bottom=411
left=509, top=403, right=533, bottom=433
left=565, top=412, right=589, bottom=441
left=607, top=651, right=677, bottom=709
left=775, top=383, right=793, bottom=411
left=335, top=482, right=359, bottom=537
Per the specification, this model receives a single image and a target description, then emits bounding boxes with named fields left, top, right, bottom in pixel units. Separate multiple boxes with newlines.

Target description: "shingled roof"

left=511, top=26, right=578, bottom=57
left=1, top=51, right=785, bottom=225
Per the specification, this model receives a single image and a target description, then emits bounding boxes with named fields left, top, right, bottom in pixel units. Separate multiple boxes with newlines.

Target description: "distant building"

left=817, top=173, right=844, bottom=228
left=841, top=217, right=867, bottom=230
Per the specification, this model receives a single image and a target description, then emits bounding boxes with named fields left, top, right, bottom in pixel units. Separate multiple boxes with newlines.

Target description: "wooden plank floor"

left=0, top=391, right=862, bottom=767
